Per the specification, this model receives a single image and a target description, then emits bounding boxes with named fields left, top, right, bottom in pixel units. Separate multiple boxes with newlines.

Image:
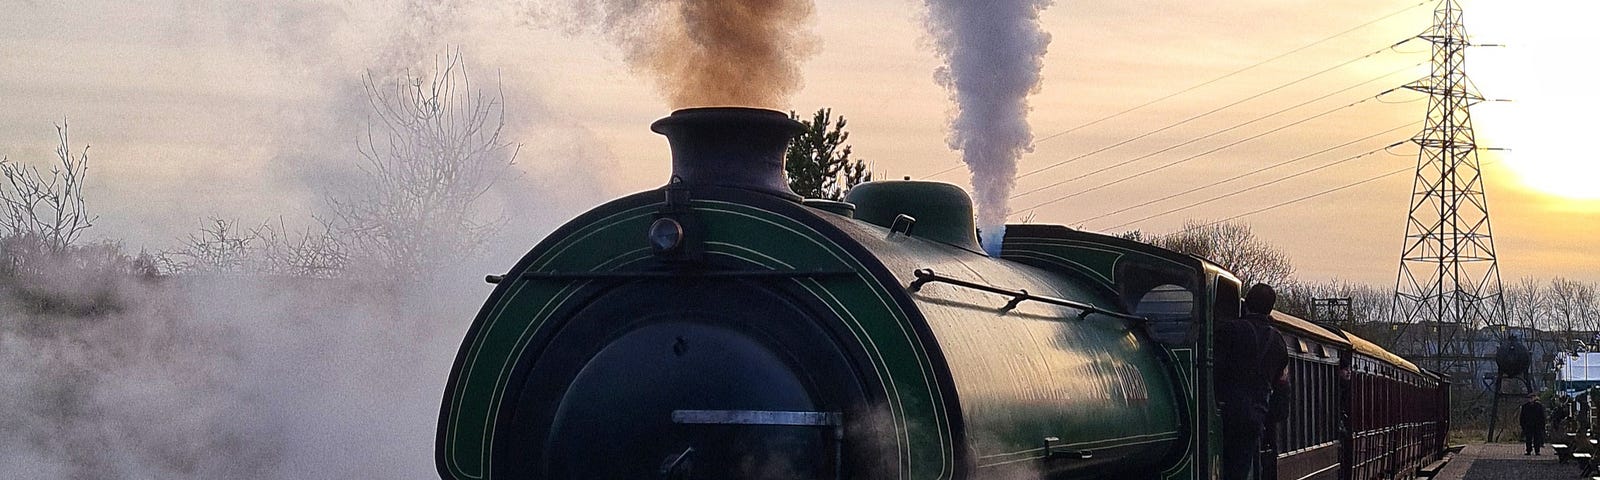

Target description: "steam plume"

left=924, top=0, right=1054, bottom=255
left=562, top=0, right=819, bottom=109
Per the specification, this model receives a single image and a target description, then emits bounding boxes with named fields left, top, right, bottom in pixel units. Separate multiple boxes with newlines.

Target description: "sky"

left=1, top=0, right=1596, bottom=286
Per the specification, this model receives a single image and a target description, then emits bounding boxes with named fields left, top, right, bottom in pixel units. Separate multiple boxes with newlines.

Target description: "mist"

left=0, top=1, right=614, bottom=478
left=1, top=272, right=457, bottom=477
left=923, top=0, right=1055, bottom=255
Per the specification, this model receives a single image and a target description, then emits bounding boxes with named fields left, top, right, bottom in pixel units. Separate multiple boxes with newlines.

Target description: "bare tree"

left=251, top=218, right=349, bottom=278
left=158, top=218, right=256, bottom=274
left=0, top=122, right=95, bottom=255
left=1153, top=220, right=1296, bottom=288
left=1548, top=277, right=1596, bottom=345
left=329, top=52, right=519, bottom=276
left=158, top=217, right=348, bottom=278
left=1503, top=277, right=1548, bottom=330
left=1279, top=279, right=1395, bottom=324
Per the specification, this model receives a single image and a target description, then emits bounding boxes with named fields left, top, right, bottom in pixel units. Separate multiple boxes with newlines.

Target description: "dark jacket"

left=1521, top=400, right=1547, bottom=430
left=1214, top=312, right=1289, bottom=424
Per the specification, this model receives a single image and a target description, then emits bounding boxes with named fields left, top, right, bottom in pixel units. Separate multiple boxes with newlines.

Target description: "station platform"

left=1434, top=442, right=1583, bottom=480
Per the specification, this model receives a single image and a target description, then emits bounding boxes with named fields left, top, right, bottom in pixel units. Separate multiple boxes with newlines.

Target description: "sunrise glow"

left=1469, top=0, right=1600, bottom=200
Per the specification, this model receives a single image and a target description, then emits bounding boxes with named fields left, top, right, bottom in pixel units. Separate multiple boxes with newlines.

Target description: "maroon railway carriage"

left=1264, top=312, right=1450, bottom=480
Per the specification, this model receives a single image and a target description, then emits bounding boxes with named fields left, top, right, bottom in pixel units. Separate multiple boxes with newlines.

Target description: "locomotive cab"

left=999, top=224, right=1228, bottom=349
left=999, top=225, right=1251, bottom=478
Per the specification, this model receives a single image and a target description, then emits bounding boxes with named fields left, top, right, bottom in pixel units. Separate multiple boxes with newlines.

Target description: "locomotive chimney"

left=651, top=107, right=805, bottom=200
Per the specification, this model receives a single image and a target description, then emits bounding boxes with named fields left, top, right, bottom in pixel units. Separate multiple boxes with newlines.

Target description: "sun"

left=1467, top=0, right=1600, bottom=200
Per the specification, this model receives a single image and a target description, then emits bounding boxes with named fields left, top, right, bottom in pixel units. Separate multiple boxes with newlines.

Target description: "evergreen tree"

left=786, top=108, right=871, bottom=200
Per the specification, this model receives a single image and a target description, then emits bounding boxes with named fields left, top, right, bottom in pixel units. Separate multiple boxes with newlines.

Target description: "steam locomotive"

left=435, top=107, right=1451, bottom=480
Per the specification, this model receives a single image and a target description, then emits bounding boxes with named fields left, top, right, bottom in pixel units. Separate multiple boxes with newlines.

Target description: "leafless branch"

left=329, top=50, right=520, bottom=275
left=0, top=121, right=96, bottom=255
left=1154, top=220, right=1296, bottom=288
left=157, top=217, right=349, bottom=278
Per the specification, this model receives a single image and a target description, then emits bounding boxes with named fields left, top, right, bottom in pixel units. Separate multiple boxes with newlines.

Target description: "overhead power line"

left=1011, top=83, right=1411, bottom=215
left=1024, top=1, right=1428, bottom=147
left=1145, top=160, right=1476, bottom=243
left=1139, top=153, right=1503, bottom=242
left=1009, top=40, right=1414, bottom=183
left=1073, top=121, right=1420, bottom=226
left=926, top=161, right=964, bottom=180
left=1102, top=140, right=1409, bottom=230
left=1205, top=166, right=1410, bottom=226
left=1010, top=62, right=1419, bottom=201
left=921, top=1, right=1429, bottom=179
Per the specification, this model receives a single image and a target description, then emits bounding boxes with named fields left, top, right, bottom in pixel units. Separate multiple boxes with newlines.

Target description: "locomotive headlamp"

left=648, top=218, right=685, bottom=253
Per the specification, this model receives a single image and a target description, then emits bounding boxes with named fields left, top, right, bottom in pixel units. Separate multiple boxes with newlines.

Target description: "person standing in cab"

left=1214, top=283, right=1290, bottom=480
left=1522, top=393, right=1547, bottom=455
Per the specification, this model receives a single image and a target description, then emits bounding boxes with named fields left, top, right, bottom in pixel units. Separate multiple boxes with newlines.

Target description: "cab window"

left=1118, top=262, right=1201, bottom=345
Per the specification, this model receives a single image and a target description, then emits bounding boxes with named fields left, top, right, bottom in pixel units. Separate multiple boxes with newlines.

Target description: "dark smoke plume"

left=554, top=0, right=819, bottom=109
left=923, top=0, right=1054, bottom=255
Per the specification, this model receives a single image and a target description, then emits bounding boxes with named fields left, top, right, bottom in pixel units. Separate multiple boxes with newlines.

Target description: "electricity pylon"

left=1391, top=0, right=1505, bottom=379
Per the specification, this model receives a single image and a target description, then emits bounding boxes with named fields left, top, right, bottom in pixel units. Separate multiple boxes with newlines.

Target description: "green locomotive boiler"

left=435, top=107, right=1447, bottom=480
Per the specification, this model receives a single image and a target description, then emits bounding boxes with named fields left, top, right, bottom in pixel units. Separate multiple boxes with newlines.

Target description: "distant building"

left=1558, top=353, right=1600, bottom=393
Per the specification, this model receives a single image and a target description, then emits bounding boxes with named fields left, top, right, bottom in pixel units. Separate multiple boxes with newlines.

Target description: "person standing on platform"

left=1522, top=393, right=1547, bottom=455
